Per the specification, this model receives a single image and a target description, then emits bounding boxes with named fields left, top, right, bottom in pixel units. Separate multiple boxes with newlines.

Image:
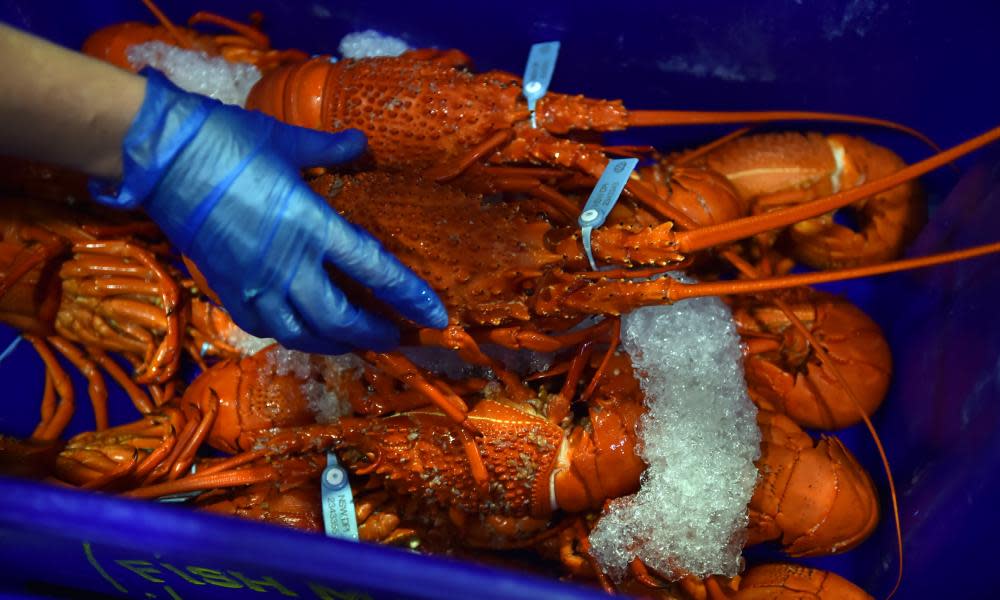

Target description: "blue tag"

left=522, top=41, right=560, bottom=128
left=579, top=158, right=639, bottom=270
left=0, top=335, right=21, bottom=367
left=321, top=452, right=359, bottom=540
left=157, top=464, right=202, bottom=503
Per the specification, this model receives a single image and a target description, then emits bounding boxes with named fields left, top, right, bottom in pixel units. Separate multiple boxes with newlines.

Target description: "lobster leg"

left=38, top=370, right=56, bottom=434
left=127, top=451, right=333, bottom=500
left=355, top=488, right=419, bottom=545
left=137, top=0, right=196, bottom=48
left=164, top=394, right=218, bottom=482
left=547, top=341, right=596, bottom=423
left=186, top=11, right=270, bottom=49
left=467, top=318, right=615, bottom=354
left=47, top=337, right=109, bottom=431
left=426, top=130, right=514, bottom=182
left=412, top=324, right=534, bottom=401
left=0, top=225, right=68, bottom=299
left=69, top=240, right=182, bottom=384
left=87, top=348, right=154, bottom=415
left=185, top=297, right=243, bottom=361
left=25, top=335, right=75, bottom=441
left=148, top=380, right=176, bottom=407
left=363, top=351, right=473, bottom=428
left=55, top=408, right=185, bottom=488
left=669, top=127, right=753, bottom=167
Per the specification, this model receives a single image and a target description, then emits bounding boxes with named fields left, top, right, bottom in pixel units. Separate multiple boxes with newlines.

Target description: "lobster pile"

left=4, top=3, right=1000, bottom=598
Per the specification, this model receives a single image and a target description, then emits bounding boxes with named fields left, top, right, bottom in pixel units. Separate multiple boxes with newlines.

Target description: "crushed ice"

left=224, top=326, right=276, bottom=357
left=255, top=345, right=363, bottom=424
left=125, top=31, right=413, bottom=108
left=588, top=276, right=761, bottom=580
left=338, top=30, right=411, bottom=58
left=127, top=41, right=262, bottom=107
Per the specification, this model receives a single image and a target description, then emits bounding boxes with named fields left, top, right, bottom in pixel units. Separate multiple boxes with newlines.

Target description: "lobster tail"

left=748, top=410, right=879, bottom=556
left=676, top=124, right=1000, bottom=255
left=732, top=563, right=874, bottom=599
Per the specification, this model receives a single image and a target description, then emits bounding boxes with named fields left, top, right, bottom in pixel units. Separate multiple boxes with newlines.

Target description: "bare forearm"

left=0, top=23, right=145, bottom=179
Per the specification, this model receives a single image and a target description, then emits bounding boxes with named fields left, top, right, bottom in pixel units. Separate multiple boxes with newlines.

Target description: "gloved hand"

left=92, top=69, right=447, bottom=354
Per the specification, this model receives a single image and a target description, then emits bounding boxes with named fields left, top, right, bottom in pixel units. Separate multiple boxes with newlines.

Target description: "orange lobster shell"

left=698, top=131, right=926, bottom=269
left=747, top=406, right=879, bottom=556
left=733, top=289, right=892, bottom=430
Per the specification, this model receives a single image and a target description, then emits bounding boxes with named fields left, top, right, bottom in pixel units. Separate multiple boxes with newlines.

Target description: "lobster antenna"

left=676, top=124, right=1000, bottom=253
left=139, top=0, right=195, bottom=49
left=666, top=240, right=1000, bottom=302
left=627, top=110, right=940, bottom=153
left=187, top=11, right=270, bottom=49
left=669, top=127, right=753, bottom=167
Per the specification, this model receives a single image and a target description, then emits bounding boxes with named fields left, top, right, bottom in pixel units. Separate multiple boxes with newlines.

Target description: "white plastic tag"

left=522, top=41, right=560, bottom=128
left=321, top=452, right=359, bottom=540
left=579, top=158, right=639, bottom=270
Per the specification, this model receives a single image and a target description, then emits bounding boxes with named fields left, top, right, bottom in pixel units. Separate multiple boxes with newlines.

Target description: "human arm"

left=0, top=22, right=144, bottom=178
left=0, top=24, right=448, bottom=353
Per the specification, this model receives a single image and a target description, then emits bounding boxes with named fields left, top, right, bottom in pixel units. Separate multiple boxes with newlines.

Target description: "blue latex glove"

left=92, top=69, right=447, bottom=354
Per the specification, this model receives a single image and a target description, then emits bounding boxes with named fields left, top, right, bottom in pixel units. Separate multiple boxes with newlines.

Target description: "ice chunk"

left=256, top=345, right=363, bottom=424
left=588, top=275, right=760, bottom=580
left=127, top=41, right=262, bottom=107
left=223, top=326, right=275, bottom=357
left=338, top=30, right=410, bottom=58
left=262, top=345, right=313, bottom=379
left=308, top=354, right=365, bottom=423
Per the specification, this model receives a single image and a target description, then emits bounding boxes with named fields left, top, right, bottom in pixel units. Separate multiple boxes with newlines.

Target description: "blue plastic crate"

left=1, top=1, right=1000, bottom=597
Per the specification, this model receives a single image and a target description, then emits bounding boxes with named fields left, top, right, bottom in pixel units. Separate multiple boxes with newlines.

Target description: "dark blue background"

left=1, top=1, right=999, bottom=597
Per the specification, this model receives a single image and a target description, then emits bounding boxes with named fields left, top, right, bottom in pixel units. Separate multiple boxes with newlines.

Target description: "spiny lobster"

left=57, top=341, right=875, bottom=564
left=14, top=12, right=1000, bottom=595
left=52, top=343, right=353, bottom=487
left=82, top=0, right=476, bottom=81
left=305, top=157, right=1000, bottom=429
left=244, top=53, right=939, bottom=227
